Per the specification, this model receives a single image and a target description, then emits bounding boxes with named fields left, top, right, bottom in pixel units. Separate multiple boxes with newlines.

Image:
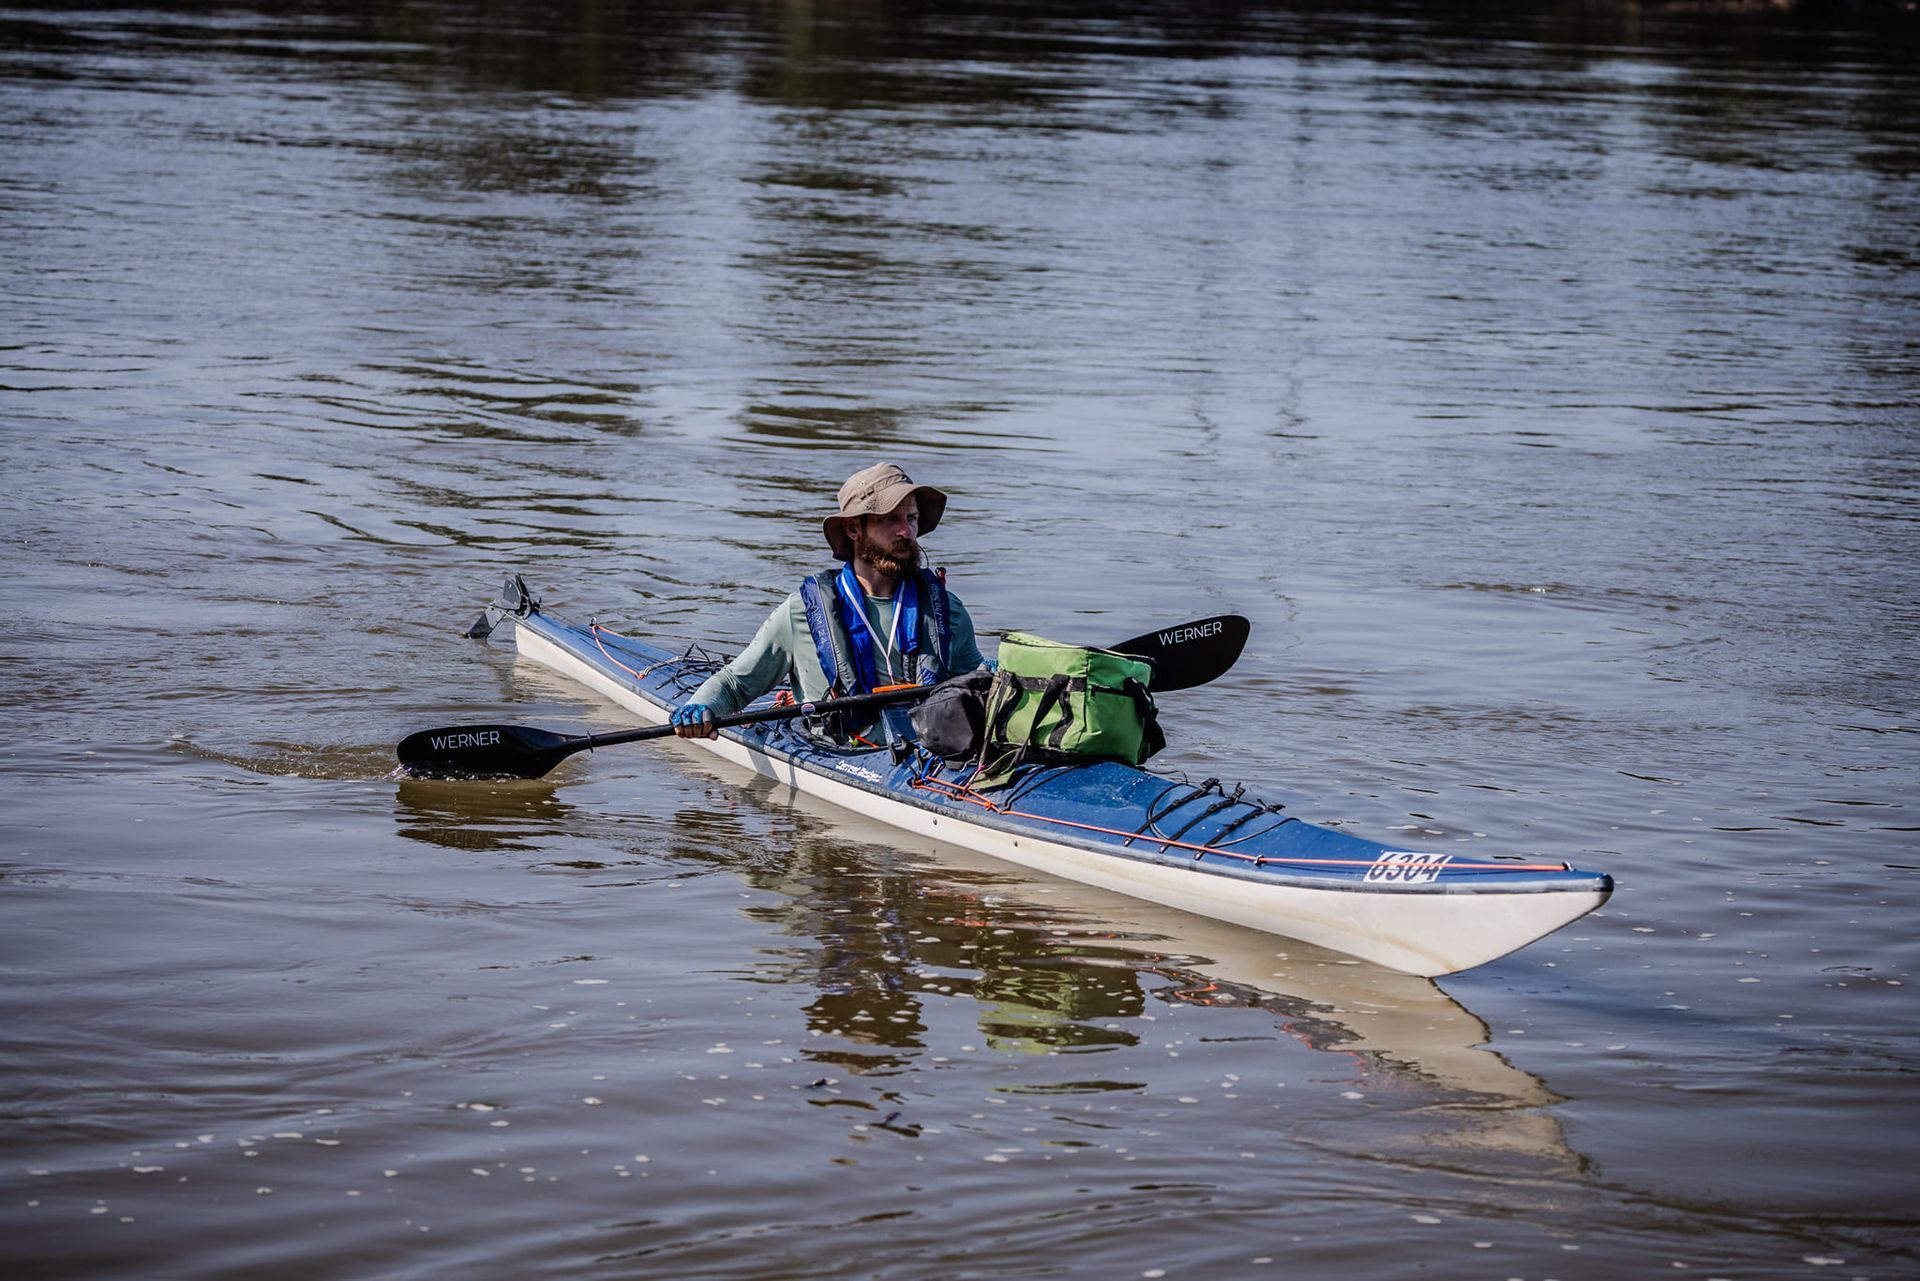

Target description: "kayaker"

left=671, top=461, right=989, bottom=742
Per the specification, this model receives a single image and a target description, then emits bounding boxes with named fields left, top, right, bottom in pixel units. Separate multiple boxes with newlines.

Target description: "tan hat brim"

left=824, top=481, right=946, bottom=560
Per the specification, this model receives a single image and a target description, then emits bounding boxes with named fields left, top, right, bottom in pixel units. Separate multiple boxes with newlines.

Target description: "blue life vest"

left=799, top=566, right=953, bottom=740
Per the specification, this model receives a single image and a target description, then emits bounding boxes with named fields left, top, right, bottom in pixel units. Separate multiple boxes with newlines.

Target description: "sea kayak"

left=486, top=585, right=1611, bottom=977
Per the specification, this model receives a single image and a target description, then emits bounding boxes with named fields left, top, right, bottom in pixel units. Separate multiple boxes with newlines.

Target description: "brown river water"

left=3, top=2, right=1917, bottom=1276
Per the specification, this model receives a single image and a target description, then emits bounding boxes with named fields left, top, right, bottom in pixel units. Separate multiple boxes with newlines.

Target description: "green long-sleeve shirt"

left=688, top=584, right=987, bottom=719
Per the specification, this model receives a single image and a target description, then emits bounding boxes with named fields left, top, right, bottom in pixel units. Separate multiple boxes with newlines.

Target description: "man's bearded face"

left=854, top=507, right=921, bottom=578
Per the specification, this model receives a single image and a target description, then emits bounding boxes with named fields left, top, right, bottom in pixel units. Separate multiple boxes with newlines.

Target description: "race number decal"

left=1364, top=851, right=1451, bottom=884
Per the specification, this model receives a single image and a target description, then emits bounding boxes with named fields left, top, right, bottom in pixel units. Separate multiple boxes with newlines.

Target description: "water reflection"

left=394, top=776, right=578, bottom=853
left=666, top=782, right=1576, bottom=1168
left=384, top=685, right=1573, bottom=1154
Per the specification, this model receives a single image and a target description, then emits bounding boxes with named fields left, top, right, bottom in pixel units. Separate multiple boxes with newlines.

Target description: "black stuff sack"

left=909, top=668, right=995, bottom=760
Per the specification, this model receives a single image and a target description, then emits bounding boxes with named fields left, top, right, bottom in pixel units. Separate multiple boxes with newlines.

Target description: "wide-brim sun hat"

left=822, top=462, right=947, bottom=561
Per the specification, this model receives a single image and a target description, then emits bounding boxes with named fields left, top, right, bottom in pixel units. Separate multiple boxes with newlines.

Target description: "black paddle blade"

left=396, top=724, right=582, bottom=780
left=1110, top=614, right=1250, bottom=692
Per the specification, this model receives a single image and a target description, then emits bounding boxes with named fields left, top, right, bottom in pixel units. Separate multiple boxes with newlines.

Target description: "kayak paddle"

left=397, top=613, right=1248, bottom=780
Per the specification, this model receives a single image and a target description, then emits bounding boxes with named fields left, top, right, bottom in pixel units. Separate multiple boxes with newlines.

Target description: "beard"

left=854, top=525, right=922, bottom=580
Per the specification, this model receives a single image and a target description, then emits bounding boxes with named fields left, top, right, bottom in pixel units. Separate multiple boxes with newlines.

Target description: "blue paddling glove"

left=671, top=703, right=718, bottom=739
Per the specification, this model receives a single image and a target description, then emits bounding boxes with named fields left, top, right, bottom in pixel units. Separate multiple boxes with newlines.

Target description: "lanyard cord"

left=875, top=592, right=904, bottom=680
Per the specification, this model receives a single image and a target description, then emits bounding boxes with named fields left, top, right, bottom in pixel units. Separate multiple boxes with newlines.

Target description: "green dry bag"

left=972, top=632, right=1164, bottom=790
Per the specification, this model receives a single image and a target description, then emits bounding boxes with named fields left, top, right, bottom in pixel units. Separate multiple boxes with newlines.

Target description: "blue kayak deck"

left=527, top=610, right=1611, bottom=902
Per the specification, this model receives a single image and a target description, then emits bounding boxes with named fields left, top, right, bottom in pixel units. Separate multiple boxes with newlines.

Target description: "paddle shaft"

left=575, top=684, right=932, bottom=752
